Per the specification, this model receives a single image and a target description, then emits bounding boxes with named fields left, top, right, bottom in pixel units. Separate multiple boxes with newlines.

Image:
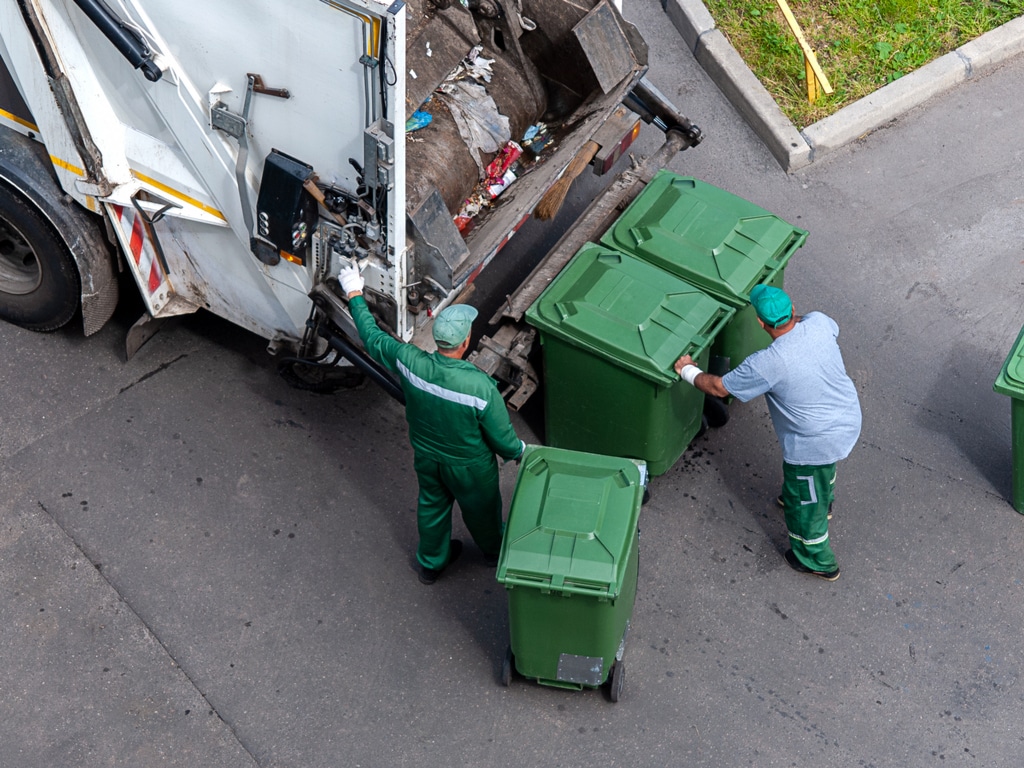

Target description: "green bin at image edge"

left=993, top=323, right=1024, bottom=513
left=525, top=243, right=734, bottom=476
left=600, top=171, right=807, bottom=375
left=496, top=445, right=646, bottom=690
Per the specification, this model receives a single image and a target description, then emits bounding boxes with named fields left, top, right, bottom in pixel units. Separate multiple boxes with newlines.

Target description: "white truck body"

left=0, top=0, right=699, bottom=398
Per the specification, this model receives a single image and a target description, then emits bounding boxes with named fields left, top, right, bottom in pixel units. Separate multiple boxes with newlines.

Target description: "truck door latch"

left=210, top=74, right=291, bottom=266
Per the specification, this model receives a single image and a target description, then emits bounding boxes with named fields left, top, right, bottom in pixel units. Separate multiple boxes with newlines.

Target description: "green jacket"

left=350, top=296, right=524, bottom=465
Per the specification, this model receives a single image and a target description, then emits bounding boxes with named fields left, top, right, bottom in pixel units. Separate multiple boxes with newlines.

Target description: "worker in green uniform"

left=340, top=264, right=525, bottom=585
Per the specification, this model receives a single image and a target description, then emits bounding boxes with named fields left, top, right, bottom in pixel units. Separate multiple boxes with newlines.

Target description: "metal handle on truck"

left=313, top=323, right=406, bottom=405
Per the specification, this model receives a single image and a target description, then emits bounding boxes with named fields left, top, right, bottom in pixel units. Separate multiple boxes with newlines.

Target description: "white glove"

left=339, top=263, right=364, bottom=294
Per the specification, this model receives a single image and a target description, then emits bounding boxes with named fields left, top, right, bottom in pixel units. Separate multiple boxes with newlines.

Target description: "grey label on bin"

left=557, top=653, right=604, bottom=686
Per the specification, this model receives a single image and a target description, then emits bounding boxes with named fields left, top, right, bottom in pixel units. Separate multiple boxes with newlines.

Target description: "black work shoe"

left=418, top=540, right=463, bottom=585
left=784, top=549, right=840, bottom=581
left=776, top=496, right=833, bottom=520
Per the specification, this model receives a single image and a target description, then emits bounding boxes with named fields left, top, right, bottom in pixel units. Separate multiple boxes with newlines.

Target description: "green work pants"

left=781, top=462, right=838, bottom=573
left=414, top=453, right=503, bottom=570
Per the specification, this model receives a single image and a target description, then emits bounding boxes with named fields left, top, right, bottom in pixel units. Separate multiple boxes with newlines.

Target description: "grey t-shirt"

left=722, top=311, right=862, bottom=465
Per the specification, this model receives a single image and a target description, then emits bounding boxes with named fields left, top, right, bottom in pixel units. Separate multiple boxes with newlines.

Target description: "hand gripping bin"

left=600, top=171, right=807, bottom=376
left=496, top=445, right=647, bottom=702
left=525, top=243, right=734, bottom=476
left=993, top=323, right=1024, bottom=513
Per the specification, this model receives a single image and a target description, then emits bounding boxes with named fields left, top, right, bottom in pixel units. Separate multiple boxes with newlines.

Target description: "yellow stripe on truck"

left=44, top=156, right=226, bottom=222
left=133, top=170, right=226, bottom=221
left=0, top=107, right=38, bottom=131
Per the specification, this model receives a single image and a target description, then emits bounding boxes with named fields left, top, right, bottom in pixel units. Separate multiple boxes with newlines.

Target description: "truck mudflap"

left=468, top=127, right=696, bottom=409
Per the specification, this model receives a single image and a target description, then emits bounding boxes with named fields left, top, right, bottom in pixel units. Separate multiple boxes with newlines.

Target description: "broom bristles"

left=534, top=140, right=600, bottom=221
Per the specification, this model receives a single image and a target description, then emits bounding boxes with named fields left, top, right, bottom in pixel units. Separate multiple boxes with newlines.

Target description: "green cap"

left=433, top=304, right=478, bottom=348
left=749, top=284, right=793, bottom=328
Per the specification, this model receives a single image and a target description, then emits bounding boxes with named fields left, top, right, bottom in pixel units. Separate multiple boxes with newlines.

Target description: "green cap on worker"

left=433, top=304, right=478, bottom=348
left=750, top=284, right=793, bottom=328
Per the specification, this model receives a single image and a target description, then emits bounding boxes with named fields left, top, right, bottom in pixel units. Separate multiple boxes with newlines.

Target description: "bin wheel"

left=501, top=646, right=514, bottom=687
left=703, top=395, right=730, bottom=428
left=608, top=660, right=625, bottom=703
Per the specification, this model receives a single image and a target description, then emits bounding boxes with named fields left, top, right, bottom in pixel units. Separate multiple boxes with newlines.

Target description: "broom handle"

left=563, top=140, right=600, bottom=178
left=303, top=178, right=349, bottom=228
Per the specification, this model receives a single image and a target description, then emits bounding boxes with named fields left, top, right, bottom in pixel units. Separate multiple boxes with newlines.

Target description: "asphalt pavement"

left=2, top=2, right=1023, bottom=767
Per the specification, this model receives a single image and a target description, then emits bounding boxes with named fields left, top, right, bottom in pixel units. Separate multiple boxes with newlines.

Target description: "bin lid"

left=525, top=244, right=734, bottom=386
left=496, top=445, right=645, bottom=598
left=994, top=323, right=1024, bottom=397
left=599, top=171, right=808, bottom=305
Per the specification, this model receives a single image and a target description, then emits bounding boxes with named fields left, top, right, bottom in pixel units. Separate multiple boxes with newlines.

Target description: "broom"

left=534, top=140, right=600, bottom=221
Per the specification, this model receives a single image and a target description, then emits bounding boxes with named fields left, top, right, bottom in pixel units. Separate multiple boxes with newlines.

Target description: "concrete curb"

left=666, top=2, right=1024, bottom=171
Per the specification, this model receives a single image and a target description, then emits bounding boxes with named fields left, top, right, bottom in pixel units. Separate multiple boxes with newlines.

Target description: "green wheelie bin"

left=496, top=445, right=646, bottom=702
left=993, top=323, right=1024, bottom=513
left=600, top=171, right=808, bottom=376
left=525, top=243, right=734, bottom=476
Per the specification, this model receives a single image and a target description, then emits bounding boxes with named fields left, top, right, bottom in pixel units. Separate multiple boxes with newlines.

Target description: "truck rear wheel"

left=0, top=185, right=80, bottom=331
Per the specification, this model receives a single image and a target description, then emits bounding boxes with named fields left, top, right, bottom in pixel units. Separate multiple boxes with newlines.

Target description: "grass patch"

left=701, top=0, right=1024, bottom=127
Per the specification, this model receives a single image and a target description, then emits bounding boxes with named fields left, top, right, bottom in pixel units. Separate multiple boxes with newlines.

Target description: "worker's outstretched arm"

left=674, top=354, right=731, bottom=399
left=342, top=265, right=402, bottom=374
left=479, top=390, right=525, bottom=461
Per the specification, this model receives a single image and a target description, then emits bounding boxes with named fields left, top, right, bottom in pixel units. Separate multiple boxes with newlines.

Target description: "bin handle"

left=501, top=574, right=618, bottom=598
left=684, top=305, right=737, bottom=360
left=753, top=229, right=809, bottom=294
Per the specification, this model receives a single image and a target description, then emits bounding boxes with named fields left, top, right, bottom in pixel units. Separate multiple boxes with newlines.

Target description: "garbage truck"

left=0, top=0, right=702, bottom=403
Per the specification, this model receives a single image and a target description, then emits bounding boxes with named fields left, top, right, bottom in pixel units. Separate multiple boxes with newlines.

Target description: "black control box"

left=255, top=149, right=317, bottom=256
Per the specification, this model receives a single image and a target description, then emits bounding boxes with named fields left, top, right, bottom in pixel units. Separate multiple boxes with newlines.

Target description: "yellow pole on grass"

left=774, top=0, right=833, bottom=103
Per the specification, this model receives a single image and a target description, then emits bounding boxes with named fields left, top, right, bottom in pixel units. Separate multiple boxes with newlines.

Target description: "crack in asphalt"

left=34, top=499, right=262, bottom=768
left=118, top=353, right=191, bottom=395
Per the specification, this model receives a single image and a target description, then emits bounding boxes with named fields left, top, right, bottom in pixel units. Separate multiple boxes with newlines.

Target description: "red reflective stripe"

left=129, top=214, right=145, bottom=266
left=464, top=213, right=531, bottom=286
left=494, top=213, right=530, bottom=258
left=112, top=204, right=163, bottom=295
left=148, top=260, right=162, bottom=292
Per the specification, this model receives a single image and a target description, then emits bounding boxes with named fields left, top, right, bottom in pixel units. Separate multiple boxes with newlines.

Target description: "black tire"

left=501, top=646, right=514, bottom=687
left=0, top=186, right=80, bottom=331
left=608, top=660, right=625, bottom=703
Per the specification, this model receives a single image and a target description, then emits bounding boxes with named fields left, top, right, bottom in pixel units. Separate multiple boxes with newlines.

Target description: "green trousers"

left=781, top=462, right=838, bottom=573
left=413, top=453, right=504, bottom=570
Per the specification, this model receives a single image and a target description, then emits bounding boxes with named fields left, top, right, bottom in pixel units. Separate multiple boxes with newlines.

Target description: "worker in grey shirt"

left=675, top=285, right=861, bottom=581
